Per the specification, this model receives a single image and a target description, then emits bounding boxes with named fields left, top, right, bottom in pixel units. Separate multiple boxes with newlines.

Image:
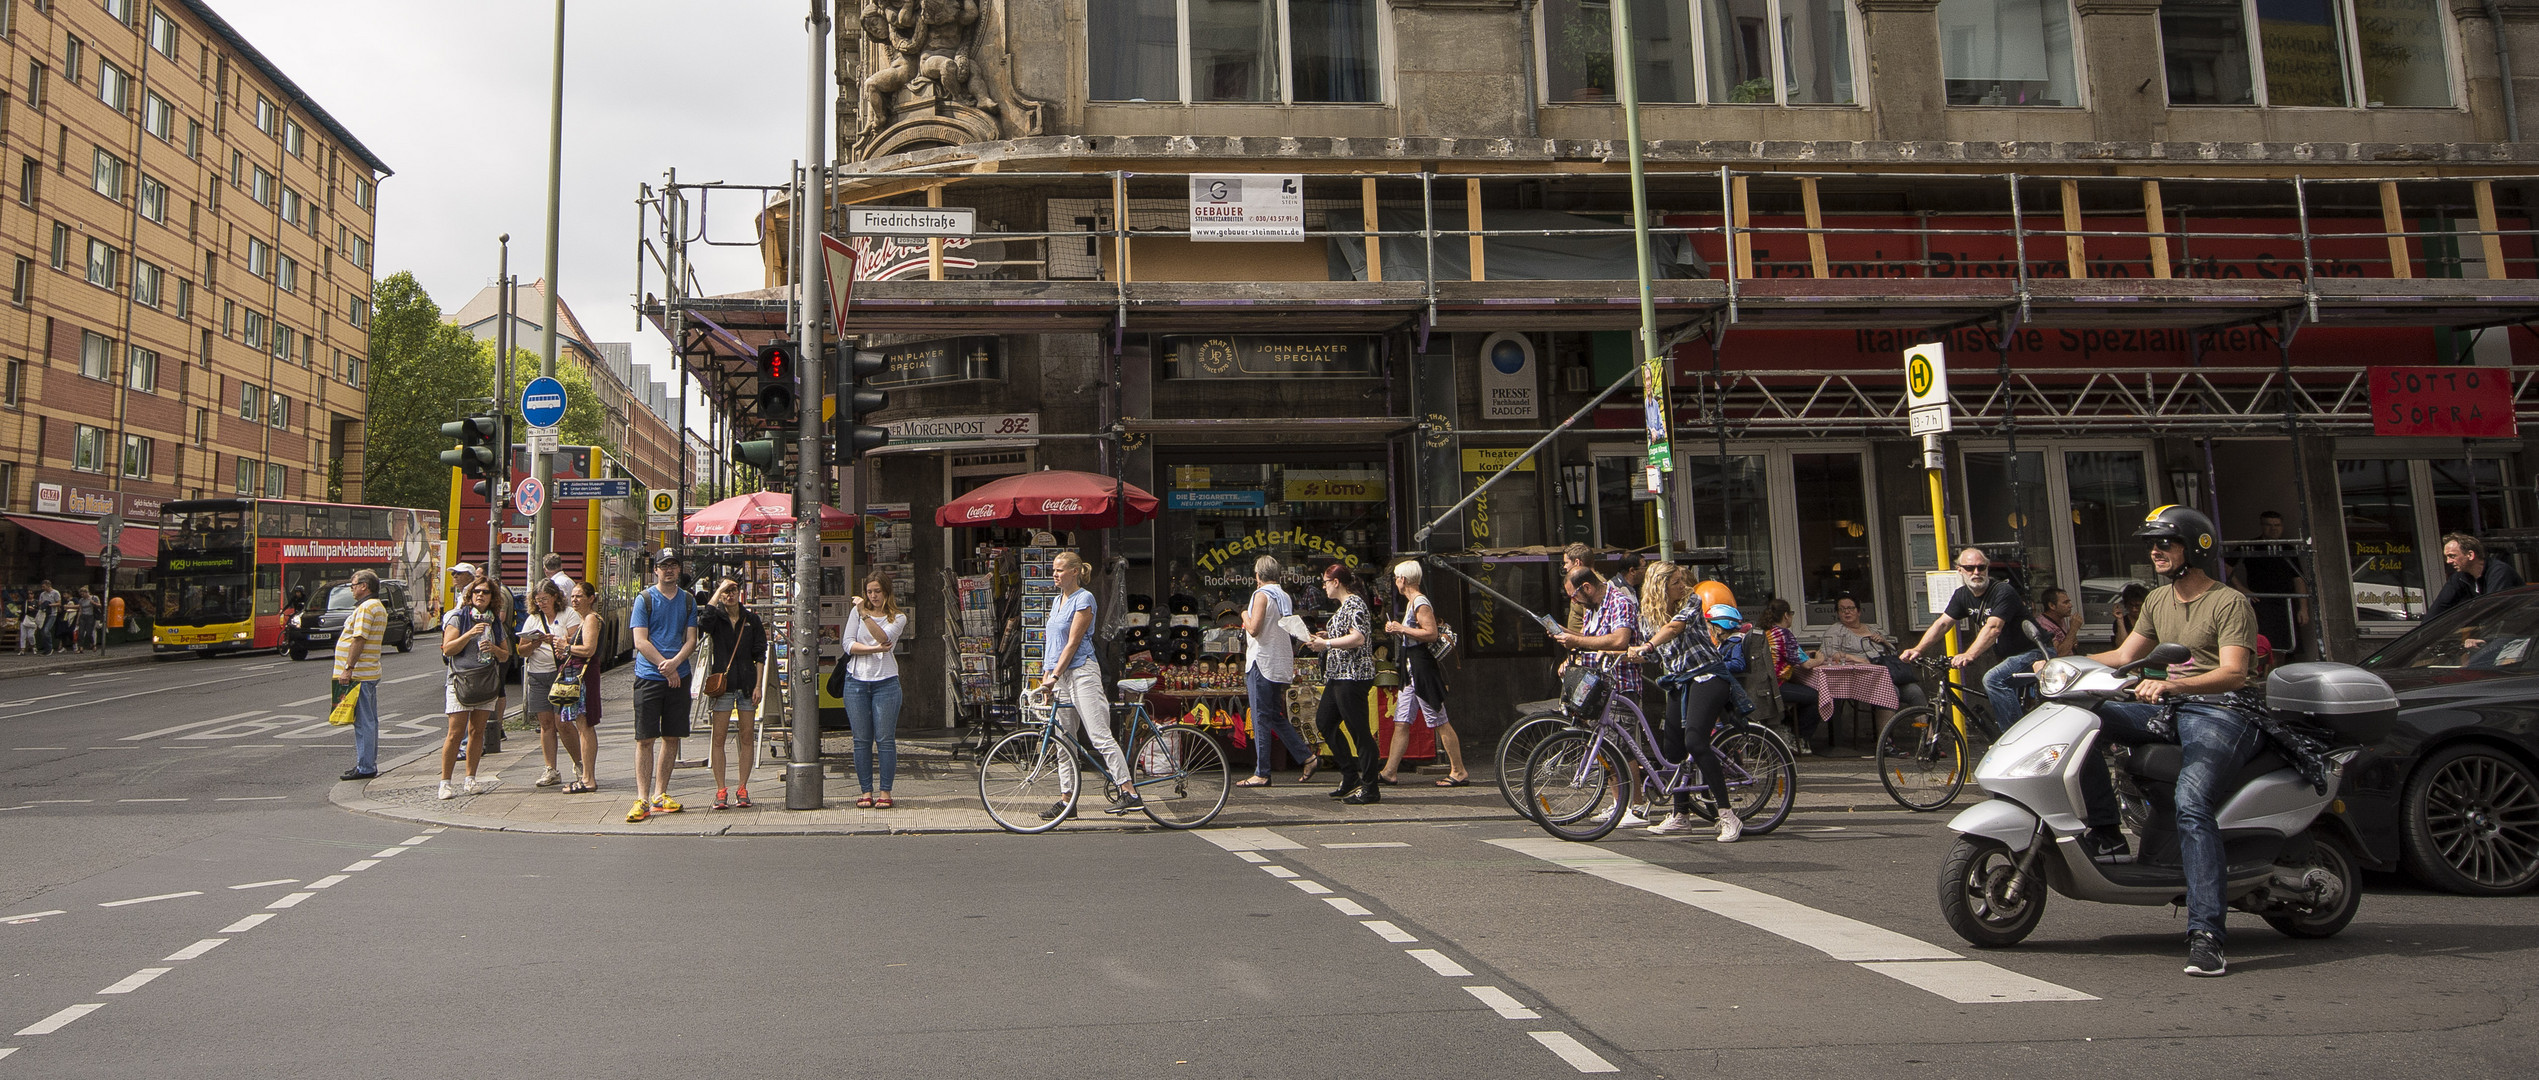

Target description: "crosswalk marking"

left=1197, top=827, right=1305, bottom=852
left=1464, top=985, right=1541, bottom=1019
left=98, top=968, right=170, bottom=995
left=1528, top=1031, right=1618, bottom=1073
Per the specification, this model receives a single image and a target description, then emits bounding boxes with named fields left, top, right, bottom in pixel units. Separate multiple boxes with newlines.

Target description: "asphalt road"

left=6, top=650, right=2537, bottom=1077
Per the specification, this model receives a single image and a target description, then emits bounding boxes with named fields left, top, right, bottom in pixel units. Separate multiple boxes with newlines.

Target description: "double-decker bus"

left=154, top=498, right=443, bottom=656
left=445, top=444, right=643, bottom=663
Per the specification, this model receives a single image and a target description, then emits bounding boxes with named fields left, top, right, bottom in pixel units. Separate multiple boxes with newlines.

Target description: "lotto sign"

left=2370, top=366, right=2515, bottom=438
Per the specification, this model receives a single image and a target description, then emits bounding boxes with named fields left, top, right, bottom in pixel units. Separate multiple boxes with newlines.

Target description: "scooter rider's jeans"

left=1982, top=649, right=2048, bottom=737
left=2079, top=699, right=2266, bottom=941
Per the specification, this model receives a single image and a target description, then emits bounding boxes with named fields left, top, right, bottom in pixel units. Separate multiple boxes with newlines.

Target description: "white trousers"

left=1055, top=662, right=1129, bottom=793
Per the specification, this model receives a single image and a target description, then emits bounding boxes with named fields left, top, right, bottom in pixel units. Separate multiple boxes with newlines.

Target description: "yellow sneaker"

left=652, top=795, right=683, bottom=814
left=626, top=799, right=650, bottom=823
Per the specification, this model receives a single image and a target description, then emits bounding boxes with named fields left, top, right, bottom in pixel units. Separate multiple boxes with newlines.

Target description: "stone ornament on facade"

left=848, top=0, right=1044, bottom=162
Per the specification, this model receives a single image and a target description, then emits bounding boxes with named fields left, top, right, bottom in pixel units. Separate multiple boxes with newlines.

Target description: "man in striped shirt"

left=336, top=569, right=389, bottom=781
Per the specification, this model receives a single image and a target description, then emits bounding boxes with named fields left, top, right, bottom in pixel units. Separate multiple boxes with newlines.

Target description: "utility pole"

left=490, top=237, right=511, bottom=586
left=786, top=0, right=830, bottom=811
left=531, top=0, right=567, bottom=586
left=1611, top=0, right=1675, bottom=564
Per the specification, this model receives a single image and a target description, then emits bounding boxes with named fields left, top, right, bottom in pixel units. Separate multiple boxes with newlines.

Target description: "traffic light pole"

left=786, top=0, right=829, bottom=812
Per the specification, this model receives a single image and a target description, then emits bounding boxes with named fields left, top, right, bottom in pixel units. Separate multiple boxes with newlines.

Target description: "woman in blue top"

left=1627, top=564, right=1746, bottom=843
left=1032, top=551, right=1137, bottom=820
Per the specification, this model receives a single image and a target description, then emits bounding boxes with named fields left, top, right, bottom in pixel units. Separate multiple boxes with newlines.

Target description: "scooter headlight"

left=2005, top=743, right=2071, bottom=778
left=2034, top=658, right=2081, bottom=699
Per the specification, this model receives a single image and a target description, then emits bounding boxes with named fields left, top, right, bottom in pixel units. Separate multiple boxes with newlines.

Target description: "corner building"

left=663, top=0, right=2539, bottom=734
left=0, top=1, right=387, bottom=593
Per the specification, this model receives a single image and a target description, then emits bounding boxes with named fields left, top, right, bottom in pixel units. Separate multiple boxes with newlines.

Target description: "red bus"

left=153, top=498, right=442, bottom=656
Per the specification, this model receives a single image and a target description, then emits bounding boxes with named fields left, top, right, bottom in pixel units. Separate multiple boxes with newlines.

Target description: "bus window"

left=257, top=564, right=282, bottom=616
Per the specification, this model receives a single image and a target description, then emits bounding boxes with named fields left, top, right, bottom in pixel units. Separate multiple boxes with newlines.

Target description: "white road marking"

left=279, top=693, right=331, bottom=707
left=1323, top=898, right=1373, bottom=917
left=218, top=913, right=274, bottom=933
left=1289, top=880, right=1334, bottom=895
left=14, top=1003, right=104, bottom=1036
left=0, top=1048, right=16, bottom=1060
left=116, top=798, right=188, bottom=803
left=1488, top=837, right=2096, bottom=1003
left=423, top=826, right=447, bottom=834
left=368, top=848, right=404, bottom=859
left=1197, top=827, right=1304, bottom=851
left=0, top=805, right=28, bottom=812
left=98, top=968, right=171, bottom=994
left=227, top=879, right=298, bottom=890
left=1260, top=865, right=1299, bottom=879
left=265, top=892, right=315, bottom=910
left=1234, top=852, right=1270, bottom=864
left=98, top=891, right=201, bottom=908
left=1323, top=841, right=1410, bottom=849
left=31, top=799, right=93, bottom=804
left=119, top=707, right=274, bottom=740
left=2, top=910, right=68, bottom=924
left=1362, top=920, right=1418, bottom=943
left=341, top=860, right=380, bottom=872
left=305, top=875, right=350, bottom=890
left=1464, top=985, right=1541, bottom=1019
left=0, top=691, right=78, bottom=707
left=11, top=747, right=70, bottom=751
left=84, top=746, right=141, bottom=750
left=385, top=671, right=439, bottom=684
left=400, top=835, right=432, bottom=845
left=214, top=796, right=288, bottom=802
left=162, top=939, right=227, bottom=961
left=1407, top=949, right=1473, bottom=977
left=1527, top=1031, right=1619, bottom=1074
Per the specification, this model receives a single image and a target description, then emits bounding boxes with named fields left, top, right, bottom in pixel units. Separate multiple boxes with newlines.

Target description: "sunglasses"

left=1957, top=563, right=1988, bottom=573
left=2148, top=539, right=2183, bottom=550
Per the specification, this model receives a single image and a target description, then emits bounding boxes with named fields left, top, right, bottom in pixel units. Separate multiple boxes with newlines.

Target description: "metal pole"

left=531, top=0, right=567, bottom=587
left=1610, top=0, right=1674, bottom=564
left=491, top=238, right=510, bottom=590
left=787, top=0, right=830, bottom=811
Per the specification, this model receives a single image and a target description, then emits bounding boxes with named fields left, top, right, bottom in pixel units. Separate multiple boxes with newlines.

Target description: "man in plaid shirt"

left=1554, top=568, right=1642, bottom=694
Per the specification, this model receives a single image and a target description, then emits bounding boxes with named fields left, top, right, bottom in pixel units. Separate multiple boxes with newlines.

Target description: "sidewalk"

left=332, top=678, right=1931, bottom=836
left=0, top=645, right=159, bottom=681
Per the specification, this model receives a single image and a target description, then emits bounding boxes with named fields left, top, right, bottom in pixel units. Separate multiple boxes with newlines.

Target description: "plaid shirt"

left=1583, top=583, right=1643, bottom=692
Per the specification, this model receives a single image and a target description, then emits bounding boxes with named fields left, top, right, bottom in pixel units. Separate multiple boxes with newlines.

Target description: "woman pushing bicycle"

left=1624, top=563, right=1750, bottom=843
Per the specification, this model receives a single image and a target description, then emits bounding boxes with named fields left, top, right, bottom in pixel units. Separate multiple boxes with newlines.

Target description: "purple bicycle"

left=1519, top=664, right=1797, bottom=842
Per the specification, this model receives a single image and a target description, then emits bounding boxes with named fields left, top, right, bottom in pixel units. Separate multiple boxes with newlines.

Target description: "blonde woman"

left=1379, top=559, right=1468, bottom=786
left=1031, top=551, right=1137, bottom=820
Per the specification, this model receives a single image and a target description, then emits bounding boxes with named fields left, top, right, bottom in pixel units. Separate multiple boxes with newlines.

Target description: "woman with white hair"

left=1030, top=550, right=1139, bottom=821
left=1379, top=559, right=1469, bottom=786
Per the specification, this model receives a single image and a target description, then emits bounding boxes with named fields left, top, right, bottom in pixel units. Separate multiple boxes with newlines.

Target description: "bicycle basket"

left=1560, top=663, right=1613, bottom=723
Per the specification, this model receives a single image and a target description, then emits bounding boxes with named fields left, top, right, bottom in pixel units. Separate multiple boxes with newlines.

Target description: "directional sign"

left=513, top=476, right=546, bottom=519
left=555, top=478, right=633, bottom=500
left=821, top=233, right=857, bottom=338
left=521, top=376, right=567, bottom=430
left=1905, top=343, right=1952, bottom=435
left=97, top=512, right=124, bottom=549
left=846, top=207, right=975, bottom=236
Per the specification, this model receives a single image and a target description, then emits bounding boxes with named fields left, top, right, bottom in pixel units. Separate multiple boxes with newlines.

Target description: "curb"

left=0, top=651, right=160, bottom=681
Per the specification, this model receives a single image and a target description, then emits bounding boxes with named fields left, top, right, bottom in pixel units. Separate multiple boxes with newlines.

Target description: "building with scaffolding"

left=651, top=0, right=2539, bottom=735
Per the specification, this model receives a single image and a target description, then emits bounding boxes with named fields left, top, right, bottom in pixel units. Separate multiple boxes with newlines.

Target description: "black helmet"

left=2136, top=504, right=2220, bottom=579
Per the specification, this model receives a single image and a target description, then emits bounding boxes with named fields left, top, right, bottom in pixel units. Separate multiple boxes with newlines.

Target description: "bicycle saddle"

left=1117, top=678, right=1156, bottom=694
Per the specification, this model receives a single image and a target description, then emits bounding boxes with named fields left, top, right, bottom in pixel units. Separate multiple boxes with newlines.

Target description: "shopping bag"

left=327, top=685, right=359, bottom=726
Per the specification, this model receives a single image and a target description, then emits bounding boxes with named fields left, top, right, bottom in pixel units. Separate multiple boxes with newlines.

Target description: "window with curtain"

left=1936, top=0, right=2079, bottom=106
left=1088, top=0, right=1382, bottom=103
left=1192, top=0, right=1280, bottom=101
left=1088, top=0, right=1180, bottom=102
left=1541, top=0, right=1852, bottom=104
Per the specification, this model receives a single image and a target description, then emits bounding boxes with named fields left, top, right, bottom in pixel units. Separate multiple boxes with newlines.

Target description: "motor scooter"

left=1938, top=642, right=2395, bottom=947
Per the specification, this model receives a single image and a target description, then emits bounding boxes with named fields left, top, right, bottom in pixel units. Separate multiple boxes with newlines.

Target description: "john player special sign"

left=1162, top=335, right=1379, bottom=380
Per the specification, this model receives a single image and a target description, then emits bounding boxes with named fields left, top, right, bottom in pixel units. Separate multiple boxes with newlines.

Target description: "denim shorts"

left=707, top=689, right=757, bottom=715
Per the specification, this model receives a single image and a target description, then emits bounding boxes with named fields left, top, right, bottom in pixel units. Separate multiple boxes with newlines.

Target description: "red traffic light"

left=757, top=341, right=796, bottom=382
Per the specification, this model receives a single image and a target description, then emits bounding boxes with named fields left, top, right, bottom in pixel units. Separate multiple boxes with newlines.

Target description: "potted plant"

left=1557, top=6, right=1614, bottom=101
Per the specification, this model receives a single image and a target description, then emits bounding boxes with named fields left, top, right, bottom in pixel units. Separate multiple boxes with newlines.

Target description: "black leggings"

left=1659, top=677, right=1736, bottom=815
left=1315, top=678, right=1377, bottom=786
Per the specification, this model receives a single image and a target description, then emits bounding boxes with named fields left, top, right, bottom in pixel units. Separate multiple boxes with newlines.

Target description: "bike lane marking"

left=1529, top=1031, right=1620, bottom=1073
left=1488, top=837, right=2098, bottom=1004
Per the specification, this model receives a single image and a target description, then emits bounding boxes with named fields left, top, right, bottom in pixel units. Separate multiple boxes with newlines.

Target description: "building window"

left=271, top=323, right=292, bottom=359
left=121, top=433, right=150, bottom=478
left=48, top=222, right=66, bottom=269
left=276, top=255, right=295, bottom=293
left=1937, top=0, right=2078, bottom=106
left=1087, top=0, right=1386, bottom=103
left=127, top=344, right=156, bottom=391
left=150, top=9, right=179, bottom=57
left=10, top=258, right=29, bottom=304
left=184, top=118, right=200, bottom=157
left=137, top=174, right=166, bottom=221
left=246, top=237, right=269, bottom=277
left=64, top=36, right=82, bottom=86
left=74, top=423, right=103, bottom=472
left=132, top=258, right=160, bottom=306
left=243, top=309, right=265, bottom=350
left=17, top=156, right=35, bottom=206
left=105, top=0, right=134, bottom=23
left=278, top=186, right=299, bottom=226
left=352, top=176, right=373, bottom=209
left=282, top=118, right=303, bottom=156
left=268, top=392, right=287, bottom=428
left=143, top=91, right=172, bottom=139
left=347, top=353, right=364, bottom=387
left=265, top=461, right=286, bottom=497
left=4, top=358, right=21, bottom=406
left=96, top=60, right=128, bottom=111
left=343, top=233, right=370, bottom=270
left=347, top=295, right=368, bottom=328
left=235, top=455, right=253, bottom=494
left=84, top=239, right=117, bottom=289
left=2160, top=0, right=2450, bottom=107
left=173, top=277, right=191, bottom=317
left=1536, top=0, right=1854, bottom=105
left=90, top=148, right=124, bottom=199
left=250, top=165, right=272, bottom=206
left=25, top=62, right=43, bottom=111
left=194, top=406, right=208, bottom=446
left=80, top=329, right=112, bottom=378
left=238, top=381, right=261, bottom=420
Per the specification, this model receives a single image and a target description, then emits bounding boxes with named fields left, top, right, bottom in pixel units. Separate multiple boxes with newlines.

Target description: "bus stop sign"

left=521, top=376, right=567, bottom=430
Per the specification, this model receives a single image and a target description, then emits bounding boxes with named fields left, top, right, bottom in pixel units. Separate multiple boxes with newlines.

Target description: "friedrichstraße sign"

left=846, top=207, right=975, bottom=236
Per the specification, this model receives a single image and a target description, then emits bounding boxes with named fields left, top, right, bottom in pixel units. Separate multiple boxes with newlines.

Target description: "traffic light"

left=755, top=340, right=799, bottom=424
left=734, top=437, right=788, bottom=491
left=439, top=414, right=499, bottom=480
left=836, top=346, right=890, bottom=463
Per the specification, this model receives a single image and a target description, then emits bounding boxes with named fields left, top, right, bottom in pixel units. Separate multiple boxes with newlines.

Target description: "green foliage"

left=497, top=345, right=616, bottom=459
left=362, top=272, right=494, bottom=509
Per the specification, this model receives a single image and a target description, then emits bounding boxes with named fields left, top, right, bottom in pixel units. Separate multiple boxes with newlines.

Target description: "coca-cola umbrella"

left=933, top=469, right=1158, bottom=531
left=682, top=491, right=856, bottom=537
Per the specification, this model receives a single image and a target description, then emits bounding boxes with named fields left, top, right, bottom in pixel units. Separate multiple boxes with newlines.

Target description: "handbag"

left=548, top=670, right=583, bottom=705
left=327, top=683, right=359, bottom=726
left=452, top=661, right=501, bottom=706
left=1431, top=621, right=1459, bottom=661
left=1559, top=662, right=1613, bottom=723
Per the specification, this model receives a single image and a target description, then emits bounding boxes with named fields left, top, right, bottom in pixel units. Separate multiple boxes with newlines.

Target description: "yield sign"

left=820, top=232, right=857, bottom=339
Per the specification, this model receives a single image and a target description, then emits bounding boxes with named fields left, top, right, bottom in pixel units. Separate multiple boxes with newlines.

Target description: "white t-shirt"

left=1246, top=583, right=1295, bottom=684
left=520, top=610, right=581, bottom=675
left=842, top=607, right=909, bottom=682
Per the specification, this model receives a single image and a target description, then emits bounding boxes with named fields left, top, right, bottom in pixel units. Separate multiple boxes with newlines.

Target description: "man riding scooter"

left=2073, top=504, right=2263, bottom=978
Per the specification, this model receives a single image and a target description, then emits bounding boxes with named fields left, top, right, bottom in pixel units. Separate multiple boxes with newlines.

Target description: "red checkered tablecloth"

left=1803, top=663, right=1899, bottom=724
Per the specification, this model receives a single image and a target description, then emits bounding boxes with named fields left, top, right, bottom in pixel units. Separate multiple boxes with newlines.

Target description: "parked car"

left=287, top=581, right=417, bottom=662
left=2343, top=586, right=2539, bottom=895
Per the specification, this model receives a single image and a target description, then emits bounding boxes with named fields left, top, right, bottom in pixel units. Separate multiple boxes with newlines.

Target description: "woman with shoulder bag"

left=1378, top=560, right=1469, bottom=788
left=438, top=579, right=513, bottom=800
left=522, top=582, right=581, bottom=789
left=698, top=578, right=767, bottom=810
left=827, top=571, right=908, bottom=808
left=555, top=580, right=603, bottom=793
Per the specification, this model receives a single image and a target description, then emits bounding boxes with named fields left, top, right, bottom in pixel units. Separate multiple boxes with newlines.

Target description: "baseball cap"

left=450, top=563, right=478, bottom=576
left=653, top=549, right=682, bottom=567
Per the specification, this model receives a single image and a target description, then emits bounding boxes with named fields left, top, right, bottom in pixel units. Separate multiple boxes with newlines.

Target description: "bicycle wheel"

left=1876, top=705, right=1967, bottom=811
left=979, top=730, right=1080, bottom=834
left=1715, top=727, right=1796, bottom=835
left=1134, top=724, right=1231, bottom=829
left=1496, top=712, right=1572, bottom=822
left=1522, top=730, right=1629, bottom=842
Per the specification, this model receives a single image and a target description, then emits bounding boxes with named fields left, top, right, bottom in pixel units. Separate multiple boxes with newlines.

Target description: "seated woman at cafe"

left=1815, top=595, right=1928, bottom=742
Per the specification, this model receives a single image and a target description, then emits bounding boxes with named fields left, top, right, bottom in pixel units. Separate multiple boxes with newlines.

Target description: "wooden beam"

left=1801, top=176, right=1828, bottom=279
left=1467, top=178, right=1486, bottom=281
left=1363, top=176, right=1383, bottom=283
left=2474, top=180, right=2508, bottom=281
left=2061, top=179, right=2087, bottom=280
left=2142, top=180, right=2170, bottom=280
left=927, top=185, right=946, bottom=282
left=1732, top=175, right=1753, bottom=280
left=2380, top=180, right=2412, bottom=279
left=1112, top=173, right=1130, bottom=284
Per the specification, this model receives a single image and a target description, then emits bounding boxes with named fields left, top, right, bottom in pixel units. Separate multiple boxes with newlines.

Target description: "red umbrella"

left=934, top=469, right=1158, bottom=530
left=682, top=491, right=856, bottom=537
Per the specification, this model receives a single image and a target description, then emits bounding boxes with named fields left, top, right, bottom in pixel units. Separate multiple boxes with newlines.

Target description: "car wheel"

left=2401, top=743, right=2539, bottom=896
left=395, top=626, right=413, bottom=653
left=288, top=644, right=307, bottom=662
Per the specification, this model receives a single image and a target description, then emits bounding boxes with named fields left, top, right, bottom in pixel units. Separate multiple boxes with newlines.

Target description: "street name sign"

left=846, top=207, right=975, bottom=236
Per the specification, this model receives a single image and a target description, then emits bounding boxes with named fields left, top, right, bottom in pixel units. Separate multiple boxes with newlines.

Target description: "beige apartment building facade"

left=0, top=0, right=385, bottom=597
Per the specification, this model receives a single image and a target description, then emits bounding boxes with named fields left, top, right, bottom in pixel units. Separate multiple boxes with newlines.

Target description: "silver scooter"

left=1938, top=643, right=2393, bottom=947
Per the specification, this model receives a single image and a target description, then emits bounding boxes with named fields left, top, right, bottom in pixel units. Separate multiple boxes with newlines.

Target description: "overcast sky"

left=218, top=0, right=821, bottom=429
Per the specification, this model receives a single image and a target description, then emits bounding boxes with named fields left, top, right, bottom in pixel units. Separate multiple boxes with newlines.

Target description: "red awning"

left=5, top=514, right=160, bottom=567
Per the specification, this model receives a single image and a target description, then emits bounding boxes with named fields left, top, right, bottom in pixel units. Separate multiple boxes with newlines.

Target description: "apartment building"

left=0, top=0, right=386, bottom=590
left=447, top=282, right=688, bottom=493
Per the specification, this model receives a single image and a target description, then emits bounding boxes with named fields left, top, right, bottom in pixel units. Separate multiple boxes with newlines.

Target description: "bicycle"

left=977, top=679, right=1231, bottom=833
left=1495, top=709, right=1573, bottom=822
left=1874, top=654, right=2035, bottom=811
left=1519, top=659, right=1797, bottom=842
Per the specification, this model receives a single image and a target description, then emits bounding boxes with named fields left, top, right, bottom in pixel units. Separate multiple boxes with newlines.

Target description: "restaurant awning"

left=5, top=514, right=160, bottom=567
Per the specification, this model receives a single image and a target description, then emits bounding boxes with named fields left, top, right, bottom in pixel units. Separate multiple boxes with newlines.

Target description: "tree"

left=497, top=345, right=616, bottom=459
left=362, top=272, right=494, bottom=509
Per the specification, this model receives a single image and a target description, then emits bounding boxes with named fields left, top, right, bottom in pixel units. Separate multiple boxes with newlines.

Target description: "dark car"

left=287, top=581, right=417, bottom=661
left=2341, top=586, right=2539, bottom=895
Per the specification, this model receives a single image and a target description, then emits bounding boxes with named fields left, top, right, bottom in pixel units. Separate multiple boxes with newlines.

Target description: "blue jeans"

left=837, top=675, right=902, bottom=792
left=2080, top=699, right=2265, bottom=941
left=1983, top=649, right=2048, bottom=736
left=344, top=679, right=381, bottom=773
left=1246, top=668, right=1315, bottom=777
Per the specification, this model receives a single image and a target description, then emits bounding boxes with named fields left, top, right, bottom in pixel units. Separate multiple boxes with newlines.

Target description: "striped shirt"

left=334, top=598, right=387, bottom=683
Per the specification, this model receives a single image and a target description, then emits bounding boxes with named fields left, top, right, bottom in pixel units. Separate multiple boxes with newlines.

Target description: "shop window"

left=1088, top=0, right=1383, bottom=104
left=2062, top=449, right=2155, bottom=631
left=1936, top=0, right=2078, bottom=106
left=2340, top=458, right=2427, bottom=623
left=2430, top=457, right=2515, bottom=576
left=1679, top=453, right=1776, bottom=611
left=1959, top=449, right=2056, bottom=622
left=1790, top=451, right=1875, bottom=626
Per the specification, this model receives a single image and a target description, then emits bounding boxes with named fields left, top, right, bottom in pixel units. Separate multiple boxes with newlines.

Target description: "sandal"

left=564, top=781, right=592, bottom=794
left=855, top=793, right=876, bottom=808
left=1435, top=776, right=1472, bottom=787
left=874, top=793, right=894, bottom=809
left=1235, top=776, right=1272, bottom=788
